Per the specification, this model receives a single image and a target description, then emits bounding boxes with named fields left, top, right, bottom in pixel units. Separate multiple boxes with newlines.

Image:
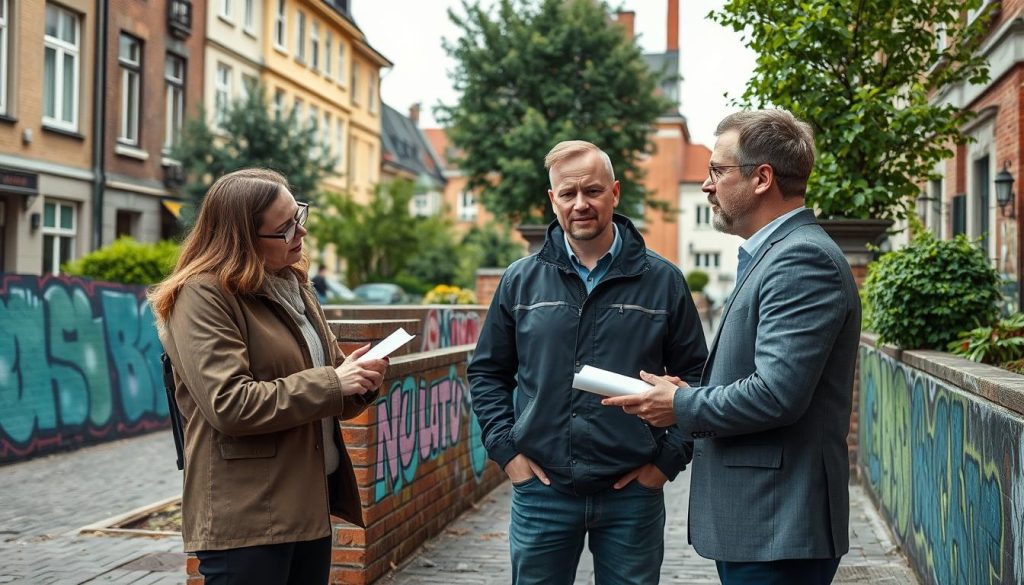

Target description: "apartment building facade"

left=260, top=0, right=389, bottom=205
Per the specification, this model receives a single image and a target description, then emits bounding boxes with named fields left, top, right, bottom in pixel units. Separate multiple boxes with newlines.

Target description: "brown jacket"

left=158, top=274, right=375, bottom=552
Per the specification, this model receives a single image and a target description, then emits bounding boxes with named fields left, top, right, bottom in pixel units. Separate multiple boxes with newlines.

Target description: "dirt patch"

left=123, top=500, right=183, bottom=533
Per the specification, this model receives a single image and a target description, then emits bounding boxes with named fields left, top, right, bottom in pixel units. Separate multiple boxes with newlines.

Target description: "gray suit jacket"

left=672, top=209, right=860, bottom=562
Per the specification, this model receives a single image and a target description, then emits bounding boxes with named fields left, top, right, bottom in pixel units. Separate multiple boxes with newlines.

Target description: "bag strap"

left=161, top=352, right=186, bottom=471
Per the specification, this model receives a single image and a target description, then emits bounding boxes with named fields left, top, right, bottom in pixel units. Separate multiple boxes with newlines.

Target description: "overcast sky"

left=350, top=0, right=757, bottom=148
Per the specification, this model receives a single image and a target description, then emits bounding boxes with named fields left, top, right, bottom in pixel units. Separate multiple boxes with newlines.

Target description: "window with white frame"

left=293, top=96, right=303, bottom=121
left=241, top=73, right=257, bottom=99
left=351, top=61, right=360, bottom=105
left=322, top=111, right=332, bottom=156
left=311, top=21, right=320, bottom=71
left=367, top=144, right=375, bottom=183
left=0, top=0, right=8, bottom=115
left=458, top=191, right=477, bottom=222
left=118, top=34, right=142, bottom=145
left=219, top=0, right=231, bottom=21
left=273, top=0, right=286, bottom=49
left=42, top=200, right=76, bottom=274
left=273, top=87, right=285, bottom=119
left=335, top=118, right=346, bottom=172
left=215, top=63, right=231, bottom=126
left=296, top=11, right=306, bottom=63
left=694, top=252, right=720, bottom=269
left=337, top=42, right=346, bottom=86
left=43, top=3, right=81, bottom=131
left=695, top=204, right=711, bottom=227
left=368, top=72, right=377, bottom=114
left=325, top=32, right=333, bottom=79
left=308, top=104, right=319, bottom=155
left=243, top=0, right=254, bottom=32
left=164, top=54, right=185, bottom=152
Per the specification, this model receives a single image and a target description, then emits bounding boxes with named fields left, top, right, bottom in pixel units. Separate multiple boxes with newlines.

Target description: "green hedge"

left=62, top=237, right=180, bottom=286
left=863, top=231, right=1001, bottom=350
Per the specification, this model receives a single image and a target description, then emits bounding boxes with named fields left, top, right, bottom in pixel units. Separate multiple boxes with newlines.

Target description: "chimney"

left=667, top=0, right=679, bottom=52
left=409, top=102, right=421, bottom=126
left=616, top=11, right=635, bottom=42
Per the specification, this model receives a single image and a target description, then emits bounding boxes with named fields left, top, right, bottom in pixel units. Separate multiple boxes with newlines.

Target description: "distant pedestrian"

left=312, top=265, right=328, bottom=303
left=468, top=141, right=708, bottom=585
left=604, top=109, right=859, bottom=585
left=149, top=168, right=388, bottom=585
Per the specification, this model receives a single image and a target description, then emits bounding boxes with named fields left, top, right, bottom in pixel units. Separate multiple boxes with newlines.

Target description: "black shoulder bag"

left=161, top=352, right=186, bottom=471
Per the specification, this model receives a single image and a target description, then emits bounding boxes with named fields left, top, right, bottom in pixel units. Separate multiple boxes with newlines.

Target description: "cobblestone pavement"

left=0, top=431, right=917, bottom=585
left=381, top=467, right=920, bottom=585
left=0, top=432, right=185, bottom=585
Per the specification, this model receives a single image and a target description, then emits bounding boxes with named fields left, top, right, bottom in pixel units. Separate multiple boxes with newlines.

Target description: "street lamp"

left=995, top=161, right=1015, bottom=218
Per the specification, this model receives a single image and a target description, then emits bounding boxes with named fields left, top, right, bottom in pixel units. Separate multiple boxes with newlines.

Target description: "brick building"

left=929, top=1, right=1024, bottom=308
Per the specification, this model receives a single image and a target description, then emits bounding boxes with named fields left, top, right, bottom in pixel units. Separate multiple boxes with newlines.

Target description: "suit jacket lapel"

left=700, top=209, right=818, bottom=384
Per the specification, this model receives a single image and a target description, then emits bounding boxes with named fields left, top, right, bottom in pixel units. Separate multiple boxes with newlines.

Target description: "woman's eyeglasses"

left=257, top=202, right=309, bottom=245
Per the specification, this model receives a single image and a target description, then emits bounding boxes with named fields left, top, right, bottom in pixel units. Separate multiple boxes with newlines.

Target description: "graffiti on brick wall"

left=373, top=365, right=488, bottom=501
left=0, top=275, right=167, bottom=464
left=421, top=308, right=481, bottom=352
left=860, top=347, right=1024, bottom=585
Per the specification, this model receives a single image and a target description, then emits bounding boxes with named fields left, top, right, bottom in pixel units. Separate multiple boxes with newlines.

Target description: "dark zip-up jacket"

left=468, top=214, right=708, bottom=495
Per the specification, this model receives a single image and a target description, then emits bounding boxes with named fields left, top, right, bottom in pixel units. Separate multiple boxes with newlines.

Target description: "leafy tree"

left=713, top=0, right=995, bottom=221
left=456, top=224, right=526, bottom=287
left=172, top=85, right=336, bottom=210
left=438, top=0, right=671, bottom=224
left=400, top=216, right=463, bottom=295
left=307, top=180, right=423, bottom=287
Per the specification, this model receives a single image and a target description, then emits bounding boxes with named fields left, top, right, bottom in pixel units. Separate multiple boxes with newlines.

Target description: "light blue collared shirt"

left=739, top=207, right=808, bottom=260
left=565, top=224, right=622, bottom=294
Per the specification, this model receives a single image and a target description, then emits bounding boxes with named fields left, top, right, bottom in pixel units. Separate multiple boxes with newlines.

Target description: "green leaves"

left=712, top=0, right=995, bottom=221
left=948, top=313, right=1024, bottom=365
left=61, top=237, right=180, bottom=286
left=439, top=0, right=670, bottom=223
left=171, top=84, right=337, bottom=213
left=863, top=231, right=1002, bottom=349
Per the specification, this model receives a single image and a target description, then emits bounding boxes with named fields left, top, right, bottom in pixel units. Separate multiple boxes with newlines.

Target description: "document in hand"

left=572, top=365, right=653, bottom=398
left=361, top=327, right=416, bottom=361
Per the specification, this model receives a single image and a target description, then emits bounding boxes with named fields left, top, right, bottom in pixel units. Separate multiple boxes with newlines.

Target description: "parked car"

left=353, top=283, right=409, bottom=304
left=324, top=278, right=357, bottom=302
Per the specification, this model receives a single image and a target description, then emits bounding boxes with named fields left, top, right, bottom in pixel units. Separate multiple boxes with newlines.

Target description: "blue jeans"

left=509, top=477, right=666, bottom=585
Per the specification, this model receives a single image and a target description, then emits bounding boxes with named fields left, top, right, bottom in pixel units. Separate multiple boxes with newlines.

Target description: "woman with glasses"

left=149, top=168, right=388, bottom=585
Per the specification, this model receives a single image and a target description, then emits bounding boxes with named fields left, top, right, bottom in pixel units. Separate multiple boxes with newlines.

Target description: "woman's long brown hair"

left=149, top=168, right=310, bottom=324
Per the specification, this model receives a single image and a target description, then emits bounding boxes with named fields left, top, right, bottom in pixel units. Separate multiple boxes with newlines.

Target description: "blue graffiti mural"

left=373, top=365, right=487, bottom=501
left=0, top=275, right=168, bottom=464
left=860, top=347, right=1022, bottom=585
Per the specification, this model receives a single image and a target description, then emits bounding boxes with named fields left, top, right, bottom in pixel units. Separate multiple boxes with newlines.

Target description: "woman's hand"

left=334, top=344, right=388, bottom=396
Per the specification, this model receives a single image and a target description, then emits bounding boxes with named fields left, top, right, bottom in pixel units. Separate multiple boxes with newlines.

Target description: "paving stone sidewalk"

left=0, top=431, right=918, bottom=585
left=381, top=466, right=919, bottom=585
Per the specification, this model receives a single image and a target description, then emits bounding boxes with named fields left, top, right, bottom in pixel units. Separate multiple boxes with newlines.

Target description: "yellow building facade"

left=260, top=0, right=389, bottom=205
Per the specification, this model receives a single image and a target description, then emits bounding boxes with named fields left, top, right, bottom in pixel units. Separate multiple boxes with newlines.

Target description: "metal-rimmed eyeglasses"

left=708, top=164, right=759, bottom=185
left=257, top=202, right=309, bottom=245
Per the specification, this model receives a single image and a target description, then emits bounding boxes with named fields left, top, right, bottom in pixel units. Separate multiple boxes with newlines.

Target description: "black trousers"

left=716, top=557, right=842, bottom=585
left=196, top=536, right=332, bottom=585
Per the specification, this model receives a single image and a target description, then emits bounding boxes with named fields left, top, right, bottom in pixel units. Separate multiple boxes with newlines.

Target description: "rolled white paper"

left=572, top=365, right=653, bottom=397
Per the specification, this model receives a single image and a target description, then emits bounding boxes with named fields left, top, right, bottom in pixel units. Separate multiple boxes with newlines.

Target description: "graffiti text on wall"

left=421, top=308, right=481, bottom=352
left=860, top=347, right=1024, bottom=585
left=0, top=275, right=167, bottom=464
left=373, top=365, right=488, bottom=501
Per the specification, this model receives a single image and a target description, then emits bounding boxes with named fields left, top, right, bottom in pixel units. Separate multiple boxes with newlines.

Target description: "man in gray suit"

left=604, top=109, right=860, bottom=585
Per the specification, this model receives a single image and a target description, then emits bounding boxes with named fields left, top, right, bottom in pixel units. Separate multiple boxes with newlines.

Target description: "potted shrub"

left=862, top=230, right=1001, bottom=350
left=713, top=0, right=996, bottom=254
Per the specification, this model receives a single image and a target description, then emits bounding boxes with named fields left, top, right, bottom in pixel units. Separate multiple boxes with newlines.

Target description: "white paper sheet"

left=360, top=327, right=415, bottom=361
left=572, top=365, right=653, bottom=398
